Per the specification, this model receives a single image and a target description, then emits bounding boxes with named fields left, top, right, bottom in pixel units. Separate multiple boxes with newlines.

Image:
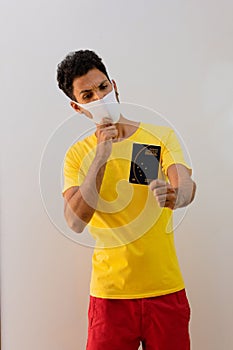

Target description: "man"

left=57, top=49, right=196, bottom=350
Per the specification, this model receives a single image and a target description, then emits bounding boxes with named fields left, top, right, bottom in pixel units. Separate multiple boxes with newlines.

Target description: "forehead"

left=72, top=68, right=108, bottom=93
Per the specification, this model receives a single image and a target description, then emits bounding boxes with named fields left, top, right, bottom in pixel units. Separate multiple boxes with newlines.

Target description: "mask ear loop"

left=109, top=78, right=120, bottom=102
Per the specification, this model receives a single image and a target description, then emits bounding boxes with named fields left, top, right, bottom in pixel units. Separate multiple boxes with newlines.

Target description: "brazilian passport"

left=129, top=143, right=161, bottom=185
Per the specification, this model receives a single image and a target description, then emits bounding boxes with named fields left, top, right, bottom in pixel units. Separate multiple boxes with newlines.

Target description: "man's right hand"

left=95, top=118, right=118, bottom=161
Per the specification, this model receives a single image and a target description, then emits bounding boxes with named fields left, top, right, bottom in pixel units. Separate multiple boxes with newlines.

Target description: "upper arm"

left=62, top=146, right=85, bottom=195
left=161, top=129, right=192, bottom=176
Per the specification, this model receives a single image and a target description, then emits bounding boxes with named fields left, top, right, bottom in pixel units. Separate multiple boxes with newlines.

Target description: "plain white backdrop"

left=1, top=0, right=233, bottom=349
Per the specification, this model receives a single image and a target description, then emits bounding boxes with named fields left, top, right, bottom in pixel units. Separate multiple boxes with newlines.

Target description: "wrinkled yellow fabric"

left=63, top=123, right=191, bottom=298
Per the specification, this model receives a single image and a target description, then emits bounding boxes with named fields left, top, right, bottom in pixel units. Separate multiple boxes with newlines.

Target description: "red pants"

left=86, top=289, right=191, bottom=350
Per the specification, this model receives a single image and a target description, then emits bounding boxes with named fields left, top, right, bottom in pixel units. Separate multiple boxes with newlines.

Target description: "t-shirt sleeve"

left=62, top=147, right=85, bottom=195
left=161, top=129, right=192, bottom=176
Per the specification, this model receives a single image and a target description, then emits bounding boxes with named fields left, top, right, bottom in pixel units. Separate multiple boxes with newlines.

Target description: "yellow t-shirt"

left=63, top=123, right=191, bottom=298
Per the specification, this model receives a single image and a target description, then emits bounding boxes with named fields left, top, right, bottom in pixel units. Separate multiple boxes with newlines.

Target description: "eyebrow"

left=79, top=79, right=109, bottom=95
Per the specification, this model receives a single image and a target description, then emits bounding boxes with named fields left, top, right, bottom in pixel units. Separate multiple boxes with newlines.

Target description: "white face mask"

left=74, top=85, right=121, bottom=124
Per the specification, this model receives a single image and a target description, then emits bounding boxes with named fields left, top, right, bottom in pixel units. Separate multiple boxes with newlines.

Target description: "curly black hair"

left=57, top=49, right=110, bottom=101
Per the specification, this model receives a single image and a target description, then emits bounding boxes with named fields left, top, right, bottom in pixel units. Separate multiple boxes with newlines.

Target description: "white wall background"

left=1, top=0, right=233, bottom=349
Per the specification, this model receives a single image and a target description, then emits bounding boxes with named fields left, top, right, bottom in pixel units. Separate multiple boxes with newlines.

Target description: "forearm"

left=65, top=156, right=106, bottom=232
left=174, top=179, right=196, bottom=209
left=64, top=119, right=118, bottom=232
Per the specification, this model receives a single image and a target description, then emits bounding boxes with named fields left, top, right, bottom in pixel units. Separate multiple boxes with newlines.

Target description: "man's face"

left=72, top=68, right=113, bottom=104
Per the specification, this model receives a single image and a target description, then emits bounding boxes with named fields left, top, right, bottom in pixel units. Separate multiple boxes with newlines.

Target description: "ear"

left=70, top=101, right=82, bottom=114
left=112, top=79, right=118, bottom=92
left=112, top=79, right=120, bottom=102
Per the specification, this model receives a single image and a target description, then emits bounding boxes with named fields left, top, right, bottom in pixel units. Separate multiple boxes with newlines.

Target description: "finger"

left=153, top=191, right=176, bottom=207
left=153, top=187, right=168, bottom=197
left=100, top=117, right=113, bottom=125
left=97, top=125, right=117, bottom=135
left=97, top=125, right=117, bottom=136
left=97, top=123, right=112, bottom=131
left=155, top=187, right=175, bottom=197
left=149, top=179, right=167, bottom=191
left=97, top=120, right=113, bottom=131
left=99, top=129, right=118, bottom=141
left=152, top=183, right=175, bottom=195
left=154, top=193, right=167, bottom=207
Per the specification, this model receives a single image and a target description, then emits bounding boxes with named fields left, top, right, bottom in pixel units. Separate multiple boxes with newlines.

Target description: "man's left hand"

left=149, top=179, right=178, bottom=210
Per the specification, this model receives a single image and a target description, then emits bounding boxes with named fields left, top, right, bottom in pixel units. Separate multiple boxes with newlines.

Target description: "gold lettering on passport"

left=145, top=148, right=159, bottom=157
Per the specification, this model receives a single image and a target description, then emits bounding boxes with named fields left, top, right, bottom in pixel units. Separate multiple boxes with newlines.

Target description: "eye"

left=83, top=92, right=93, bottom=100
left=99, top=84, right=108, bottom=90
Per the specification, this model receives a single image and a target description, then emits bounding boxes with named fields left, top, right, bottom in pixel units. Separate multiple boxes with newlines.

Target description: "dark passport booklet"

left=129, top=143, right=161, bottom=185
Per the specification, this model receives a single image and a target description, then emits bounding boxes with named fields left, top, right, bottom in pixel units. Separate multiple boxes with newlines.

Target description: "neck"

left=114, top=115, right=140, bottom=140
